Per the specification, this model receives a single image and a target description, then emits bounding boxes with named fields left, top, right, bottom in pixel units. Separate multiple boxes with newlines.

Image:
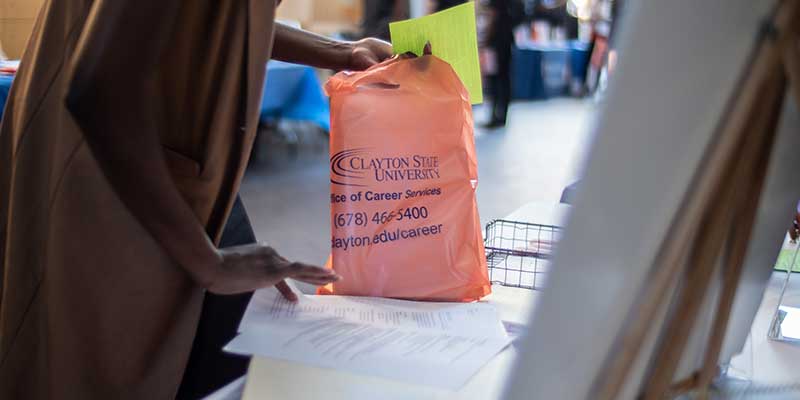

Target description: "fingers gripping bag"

left=320, top=55, right=490, bottom=301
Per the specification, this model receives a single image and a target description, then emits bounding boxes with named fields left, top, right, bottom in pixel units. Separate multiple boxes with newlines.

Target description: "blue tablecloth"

left=0, top=74, right=12, bottom=122
left=0, top=61, right=330, bottom=131
left=261, top=60, right=330, bottom=131
left=512, top=41, right=590, bottom=100
left=569, top=41, right=591, bottom=83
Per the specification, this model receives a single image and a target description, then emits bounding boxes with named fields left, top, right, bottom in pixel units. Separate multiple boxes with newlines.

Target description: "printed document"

left=239, top=287, right=507, bottom=338
left=227, top=287, right=511, bottom=390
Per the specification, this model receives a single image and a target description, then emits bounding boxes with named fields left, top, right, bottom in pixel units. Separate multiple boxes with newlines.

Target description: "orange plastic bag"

left=319, top=55, right=490, bottom=302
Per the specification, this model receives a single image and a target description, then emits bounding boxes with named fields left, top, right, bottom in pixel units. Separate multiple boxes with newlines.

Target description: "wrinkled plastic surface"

left=319, top=55, right=490, bottom=302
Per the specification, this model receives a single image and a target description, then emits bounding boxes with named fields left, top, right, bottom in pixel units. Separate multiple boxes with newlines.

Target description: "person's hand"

left=347, top=38, right=393, bottom=70
left=206, top=243, right=340, bottom=299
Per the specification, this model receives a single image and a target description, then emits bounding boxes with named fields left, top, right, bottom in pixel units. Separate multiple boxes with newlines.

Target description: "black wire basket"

left=484, top=219, right=562, bottom=290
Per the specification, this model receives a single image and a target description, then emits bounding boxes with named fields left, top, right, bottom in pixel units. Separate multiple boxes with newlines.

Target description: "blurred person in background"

left=483, top=0, right=524, bottom=129
left=362, top=0, right=410, bottom=40
left=530, top=0, right=579, bottom=40
left=585, top=0, right=624, bottom=95
left=0, top=1, right=391, bottom=399
left=433, top=0, right=468, bottom=12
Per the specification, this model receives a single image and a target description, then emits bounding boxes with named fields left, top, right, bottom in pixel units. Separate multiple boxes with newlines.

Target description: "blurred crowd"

left=358, top=0, right=625, bottom=128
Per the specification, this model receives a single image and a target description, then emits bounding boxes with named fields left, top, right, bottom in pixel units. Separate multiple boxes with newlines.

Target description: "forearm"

left=271, top=22, right=353, bottom=70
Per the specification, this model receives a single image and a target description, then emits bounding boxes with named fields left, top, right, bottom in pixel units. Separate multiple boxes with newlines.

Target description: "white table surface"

left=241, top=285, right=538, bottom=400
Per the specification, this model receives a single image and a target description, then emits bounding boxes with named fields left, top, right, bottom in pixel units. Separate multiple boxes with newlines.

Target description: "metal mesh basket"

left=484, top=219, right=562, bottom=290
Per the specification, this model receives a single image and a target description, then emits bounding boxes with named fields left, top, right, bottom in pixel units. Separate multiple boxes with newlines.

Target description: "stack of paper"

left=225, top=287, right=512, bottom=390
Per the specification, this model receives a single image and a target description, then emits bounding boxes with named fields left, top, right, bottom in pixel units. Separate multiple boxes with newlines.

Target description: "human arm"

left=271, top=22, right=393, bottom=71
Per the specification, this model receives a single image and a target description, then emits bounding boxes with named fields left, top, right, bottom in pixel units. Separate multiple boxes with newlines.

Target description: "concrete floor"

left=240, top=98, right=593, bottom=265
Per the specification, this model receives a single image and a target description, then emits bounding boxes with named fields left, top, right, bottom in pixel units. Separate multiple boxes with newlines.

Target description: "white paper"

left=202, top=376, right=245, bottom=400
left=778, top=306, right=800, bottom=340
left=230, top=288, right=512, bottom=389
left=239, top=287, right=507, bottom=338
left=225, top=317, right=512, bottom=390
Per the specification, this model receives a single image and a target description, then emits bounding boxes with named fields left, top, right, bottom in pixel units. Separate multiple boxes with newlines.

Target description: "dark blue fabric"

left=512, top=46, right=544, bottom=100
left=512, top=41, right=589, bottom=100
left=540, top=48, right=569, bottom=97
left=569, top=41, right=591, bottom=83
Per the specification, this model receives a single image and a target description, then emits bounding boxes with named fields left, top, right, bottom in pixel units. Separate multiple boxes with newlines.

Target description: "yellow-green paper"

left=389, top=2, right=483, bottom=104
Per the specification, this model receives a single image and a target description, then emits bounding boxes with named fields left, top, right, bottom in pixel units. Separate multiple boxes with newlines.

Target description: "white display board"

left=503, top=0, right=800, bottom=398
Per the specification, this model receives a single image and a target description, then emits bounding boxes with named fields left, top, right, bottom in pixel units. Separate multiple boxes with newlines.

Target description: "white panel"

left=503, top=0, right=779, bottom=398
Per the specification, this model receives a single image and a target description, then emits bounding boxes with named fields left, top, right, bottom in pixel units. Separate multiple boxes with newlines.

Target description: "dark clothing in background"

left=436, top=0, right=468, bottom=12
left=362, top=0, right=409, bottom=40
left=488, top=0, right=518, bottom=44
left=531, top=3, right=579, bottom=39
left=488, top=0, right=517, bottom=125
left=177, top=197, right=257, bottom=399
left=489, top=45, right=513, bottom=125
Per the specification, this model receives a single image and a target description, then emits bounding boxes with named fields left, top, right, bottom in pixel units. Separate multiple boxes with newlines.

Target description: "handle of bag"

left=345, top=55, right=406, bottom=89
left=350, top=42, right=434, bottom=88
left=325, top=43, right=437, bottom=95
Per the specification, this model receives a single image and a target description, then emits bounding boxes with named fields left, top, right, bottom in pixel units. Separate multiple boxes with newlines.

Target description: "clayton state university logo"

left=330, top=148, right=442, bottom=187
